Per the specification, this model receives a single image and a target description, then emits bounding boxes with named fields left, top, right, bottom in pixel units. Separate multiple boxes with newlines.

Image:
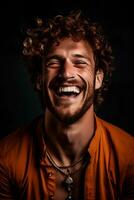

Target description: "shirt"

left=0, top=115, right=134, bottom=200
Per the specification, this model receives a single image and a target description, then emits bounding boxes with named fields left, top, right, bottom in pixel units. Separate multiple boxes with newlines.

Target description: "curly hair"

left=22, top=10, right=114, bottom=109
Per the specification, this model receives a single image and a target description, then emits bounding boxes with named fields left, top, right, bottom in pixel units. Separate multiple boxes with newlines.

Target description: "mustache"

left=49, top=75, right=86, bottom=90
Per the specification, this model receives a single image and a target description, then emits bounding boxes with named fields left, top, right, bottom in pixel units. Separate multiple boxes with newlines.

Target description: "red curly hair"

left=22, top=10, right=114, bottom=109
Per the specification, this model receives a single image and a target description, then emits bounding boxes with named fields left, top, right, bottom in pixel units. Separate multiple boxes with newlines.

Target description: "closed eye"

left=73, top=60, right=88, bottom=67
left=46, top=60, right=61, bottom=68
left=74, top=60, right=87, bottom=64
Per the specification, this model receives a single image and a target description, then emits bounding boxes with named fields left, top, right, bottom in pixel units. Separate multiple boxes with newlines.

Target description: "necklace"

left=46, top=150, right=87, bottom=200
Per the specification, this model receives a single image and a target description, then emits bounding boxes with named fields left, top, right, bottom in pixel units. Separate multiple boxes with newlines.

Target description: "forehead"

left=47, top=37, right=94, bottom=57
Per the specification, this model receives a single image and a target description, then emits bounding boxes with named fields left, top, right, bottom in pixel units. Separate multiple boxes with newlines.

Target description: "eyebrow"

left=72, top=54, right=92, bottom=62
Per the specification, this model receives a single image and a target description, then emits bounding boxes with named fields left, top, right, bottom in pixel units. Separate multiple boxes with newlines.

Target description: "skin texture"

left=43, top=38, right=103, bottom=124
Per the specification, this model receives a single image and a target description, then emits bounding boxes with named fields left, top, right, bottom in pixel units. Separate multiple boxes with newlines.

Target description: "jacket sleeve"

left=121, top=143, right=134, bottom=200
left=0, top=160, right=16, bottom=200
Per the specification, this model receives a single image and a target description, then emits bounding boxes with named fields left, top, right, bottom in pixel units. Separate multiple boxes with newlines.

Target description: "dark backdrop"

left=0, top=0, right=134, bottom=138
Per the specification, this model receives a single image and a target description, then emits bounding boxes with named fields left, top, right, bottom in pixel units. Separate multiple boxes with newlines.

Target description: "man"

left=0, top=10, right=134, bottom=200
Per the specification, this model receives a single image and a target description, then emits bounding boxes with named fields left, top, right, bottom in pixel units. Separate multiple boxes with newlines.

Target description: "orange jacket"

left=0, top=115, right=134, bottom=200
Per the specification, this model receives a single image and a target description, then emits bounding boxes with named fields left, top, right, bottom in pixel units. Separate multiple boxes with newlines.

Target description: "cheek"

left=78, top=68, right=95, bottom=87
left=44, top=69, right=57, bottom=84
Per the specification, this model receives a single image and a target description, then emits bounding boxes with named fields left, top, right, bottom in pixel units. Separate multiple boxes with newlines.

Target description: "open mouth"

left=53, top=86, right=82, bottom=97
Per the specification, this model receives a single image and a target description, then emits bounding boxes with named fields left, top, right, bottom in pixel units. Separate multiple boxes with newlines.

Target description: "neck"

left=44, top=105, right=95, bottom=166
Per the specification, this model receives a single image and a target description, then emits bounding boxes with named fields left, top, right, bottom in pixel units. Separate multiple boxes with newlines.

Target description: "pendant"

left=64, top=175, right=73, bottom=199
left=65, top=175, right=73, bottom=185
left=66, top=194, right=73, bottom=200
left=65, top=175, right=73, bottom=191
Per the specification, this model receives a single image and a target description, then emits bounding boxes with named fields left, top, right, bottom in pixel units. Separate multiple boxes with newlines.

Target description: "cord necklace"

left=46, top=149, right=88, bottom=200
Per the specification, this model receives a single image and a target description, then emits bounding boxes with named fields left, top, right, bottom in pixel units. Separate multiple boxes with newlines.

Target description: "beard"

left=49, top=97, right=93, bottom=124
left=44, top=86, right=94, bottom=125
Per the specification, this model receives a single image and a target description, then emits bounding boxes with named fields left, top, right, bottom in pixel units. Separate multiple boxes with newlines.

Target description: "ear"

left=95, top=69, right=104, bottom=90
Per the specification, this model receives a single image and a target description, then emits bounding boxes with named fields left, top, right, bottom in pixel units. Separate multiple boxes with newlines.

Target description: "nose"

left=59, top=60, right=75, bottom=79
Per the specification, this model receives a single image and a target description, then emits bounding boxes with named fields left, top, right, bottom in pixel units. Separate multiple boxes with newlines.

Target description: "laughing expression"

left=43, top=38, right=97, bottom=124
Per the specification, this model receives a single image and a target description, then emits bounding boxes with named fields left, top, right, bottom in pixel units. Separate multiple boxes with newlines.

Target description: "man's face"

left=43, top=38, right=103, bottom=124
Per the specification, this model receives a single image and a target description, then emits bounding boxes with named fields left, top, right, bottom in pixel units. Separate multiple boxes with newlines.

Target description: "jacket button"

left=48, top=172, right=53, bottom=177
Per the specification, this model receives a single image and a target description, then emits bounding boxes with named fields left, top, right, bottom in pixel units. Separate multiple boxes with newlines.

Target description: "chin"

left=49, top=103, right=92, bottom=125
left=54, top=112, right=82, bottom=124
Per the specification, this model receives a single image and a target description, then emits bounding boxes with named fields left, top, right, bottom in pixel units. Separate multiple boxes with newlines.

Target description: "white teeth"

left=58, top=86, right=80, bottom=94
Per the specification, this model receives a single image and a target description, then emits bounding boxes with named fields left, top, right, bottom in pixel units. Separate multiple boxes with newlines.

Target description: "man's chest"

left=53, top=167, right=85, bottom=200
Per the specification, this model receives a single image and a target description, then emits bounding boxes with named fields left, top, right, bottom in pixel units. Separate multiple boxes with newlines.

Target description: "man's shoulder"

left=99, top=116, right=134, bottom=138
left=96, top=115, right=134, bottom=152
left=0, top=115, right=43, bottom=159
